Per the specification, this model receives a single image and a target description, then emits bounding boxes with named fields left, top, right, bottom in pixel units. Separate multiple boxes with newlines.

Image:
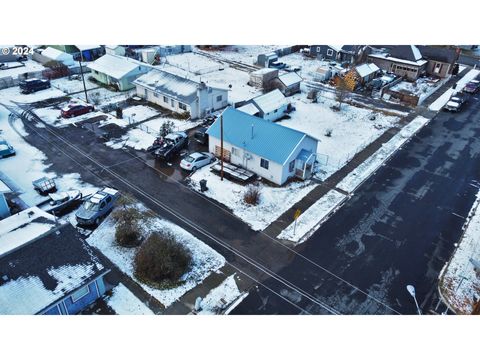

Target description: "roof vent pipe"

left=251, top=124, right=254, bottom=139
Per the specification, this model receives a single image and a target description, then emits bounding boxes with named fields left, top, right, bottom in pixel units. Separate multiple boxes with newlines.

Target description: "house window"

left=179, top=103, right=187, bottom=110
left=171, top=99, right=175, bottom=107
left=232, top=147, right=238, bottom=156
left=154, top=92, right=159, bottom=98
left=434, top=63, right=442, bottom=73
left=327, top=49, right=334, bottom=57
left=163, top=96, right=168, bottom=103
left=71, top=285, right=90, bottom=303
left=289, top=160, right=295, bottom=172
left=260, top=158, right=269, bottom=169
left=316, top=46, right=321, bottom=53
left=216, top=95, right=223, bottom=102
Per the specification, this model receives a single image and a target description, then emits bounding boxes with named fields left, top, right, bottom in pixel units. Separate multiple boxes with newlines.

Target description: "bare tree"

left=335, top=77, right=349, bottom=111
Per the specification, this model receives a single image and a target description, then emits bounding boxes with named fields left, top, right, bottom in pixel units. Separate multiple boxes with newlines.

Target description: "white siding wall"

left=261, top=103, right=289, bottom=122
left=136, top=85, right=192, bottom=116
left=208, top=137, right=284, bottom=185
left=280, top=136, right=318, bottom=184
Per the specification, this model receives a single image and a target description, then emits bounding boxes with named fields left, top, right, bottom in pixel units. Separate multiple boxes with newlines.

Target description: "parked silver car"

left=180, top=152, right=216, bottom=171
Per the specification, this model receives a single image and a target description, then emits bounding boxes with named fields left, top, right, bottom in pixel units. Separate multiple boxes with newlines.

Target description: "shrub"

left=113, top=205, right=142, bottom=247
left=134, top=231, right=192, bottom=288
left=90, top=92, right=101, bottom=105
left=244, top=185, right=261, bottom=206
left=159, top=120, right=175, bottom=137
left=115, top=221, right=141, bottom=247
left=325, top=128, right=333, bottom=137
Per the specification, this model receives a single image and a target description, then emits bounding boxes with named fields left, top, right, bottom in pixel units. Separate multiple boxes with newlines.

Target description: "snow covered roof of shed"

left=355, top=63, right=380, bottom=78
left=207, top=107, right=317, bottom=165
left=252, top=89, right=288, bottom=114
left=368, top=52, right=428, bottom=67
left=390, top=45, right=423, bottom=62
left=41, top=47, right=73, bottom=61
left=87, top=54, right=148, bottom=80
left=0, top=222, right=107, bottom=314
left=251, top=68, right=278, bottom=76
left=278, top=72, right=302, bottom=87
left=237, top=103, right=260, bottom=116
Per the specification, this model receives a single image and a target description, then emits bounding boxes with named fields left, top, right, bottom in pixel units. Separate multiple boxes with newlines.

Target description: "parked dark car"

left=39, top=190, right=83, bottom=216
left=154, top=131, right=189, bottom=161
left=61, top=102, right=95, bottom=118
left=464, top=80, right=480, bottom=94
left=75, top=187, right=119, bottom=226
left=19, top=78, right=50, bottom=94
left=444, top=93, right=467, bottom=112
left=270, top=60, right=286, bottom=69
left=0, top=139, right=15, bottom=158
left=194, top=127, right=208, bottom=145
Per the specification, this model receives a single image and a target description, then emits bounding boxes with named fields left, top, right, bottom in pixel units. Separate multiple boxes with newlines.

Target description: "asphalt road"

left=232, top=93, right=480, bottom=314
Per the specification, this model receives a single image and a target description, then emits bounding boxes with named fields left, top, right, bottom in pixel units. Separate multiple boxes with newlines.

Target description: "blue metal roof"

left=207, top=107, right=316, bottom=165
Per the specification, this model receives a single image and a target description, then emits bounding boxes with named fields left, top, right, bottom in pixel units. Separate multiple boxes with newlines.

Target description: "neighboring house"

left=0, top=180, right=11, bottom=219
left=206, top=107, right=318, bottom=185
left=273, top=72, right=302, bottom=96
left=133, top=69, right=228, bottom=119
left=41, top=47, right=75, bottom=67
left=157, top=45, right=192, bottom=57
left=105, top=45, right=126, bottom=56
left=88, top=54, right=151, bottom=91
left=367, top=45, right=428, bottom=81
left=50, top=45, right=104, bottom=61
left=309, top=45, right=363, bottom=64
left=257, top=52, right=278, bottom=68
left=237, top=89, right=289, bottom=122
left=249, top=68, right=279, bottom=88
left=0, top=207, right=109, bottom=315
left=417, top=45, right=460, bottom=78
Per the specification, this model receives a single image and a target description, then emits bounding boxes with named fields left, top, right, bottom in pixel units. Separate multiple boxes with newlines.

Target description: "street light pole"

left=406, top=285, right=422, bottom=315
left=220, top=114, right=224, bottom=181
left=78, top=57, right=88, bottom=103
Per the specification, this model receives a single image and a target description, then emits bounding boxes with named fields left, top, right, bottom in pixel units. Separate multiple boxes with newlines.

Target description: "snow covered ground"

left=71, top=86, right=134, bottom=108
left=390, top=76, right=449, bottom=105
left=189, top=165, right=317, bottom=231
left=278, top=94, right=400, bottom=181
left=198, top=274, right=242, bottom=315
left=105, top=128, right=157, bottom=151
left=86, top=203, right=225, bottom=308
left=0, top=107, right=98, bottom=206
left=0, top=86, right=65, bottom=105
left=141, top=116, right=202, bottom=133
left=164, top=52, right=224, bottom=75
left=429, top=68, right=480, bottom=111
left=200, top=45, right=281, bottom=65
left=50, top=77, right=99, bottom=94
left=116, top=105, right=159, bottom=124
left=106, top=283, right=154, bottom=315
left=441, top=190, right=480, bottom=314
left=278, top=190, right=347, bottom=243
left=0, top=59, right=45, bottom=78
left=336, top=116, right=430, bottom=194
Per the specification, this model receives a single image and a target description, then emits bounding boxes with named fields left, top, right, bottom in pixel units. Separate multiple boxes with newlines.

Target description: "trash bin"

left=199, top=179, right=208, bottom=192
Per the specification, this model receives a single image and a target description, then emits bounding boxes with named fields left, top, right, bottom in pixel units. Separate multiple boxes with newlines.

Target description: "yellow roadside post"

left=293, top=209, right=301, bottom=236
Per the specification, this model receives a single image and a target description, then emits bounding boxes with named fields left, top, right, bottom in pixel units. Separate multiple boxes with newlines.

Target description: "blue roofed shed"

left=206, top=107, right=318, bottom=185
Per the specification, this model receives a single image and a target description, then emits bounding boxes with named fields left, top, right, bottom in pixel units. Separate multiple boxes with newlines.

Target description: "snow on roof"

left=207, top=107, right=317, bottom=165
left=237, top=103, right=260, bottom=116
left=0, top=207, right=56, bottom=257
left=0, top=180, right=11, bottom=193
left=87, top=54, right=148, bottom=80
left=368, top=53, right=428, bottom=67
left=328, top=45, right=344, bottom=52
left=134, top=69, right=205, bottom=104
left=0, top=223, right=106, bottom=314
left=411, top=45, right=422, bottom=61
left=75, top=45, right=101, bottom=51
left=355, top=63, right=380, bottom=78
left=251, top=68, right=278, bottom=76
left=252, top=89, right=288, bottom=114
left=41, top=47, right=73, bottom=62
left=278, top=72, right=302, bottom=87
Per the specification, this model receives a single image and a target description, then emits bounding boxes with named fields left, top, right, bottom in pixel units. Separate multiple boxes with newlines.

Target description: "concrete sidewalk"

left=264, top=66, right=471, bottom=241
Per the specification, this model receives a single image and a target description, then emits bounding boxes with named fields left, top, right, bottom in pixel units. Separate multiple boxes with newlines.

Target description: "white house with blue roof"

left=206, top=107, right=318, bottom=185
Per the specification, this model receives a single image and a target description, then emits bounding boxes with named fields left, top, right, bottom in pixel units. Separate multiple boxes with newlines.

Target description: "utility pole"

left=78, top=57, right=88, bottom=103
left=220, top=114, right=224, bottom=181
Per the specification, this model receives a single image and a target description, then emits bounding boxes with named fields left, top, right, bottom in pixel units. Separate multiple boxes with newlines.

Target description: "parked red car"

left=61, top=103, right=95, bottom=118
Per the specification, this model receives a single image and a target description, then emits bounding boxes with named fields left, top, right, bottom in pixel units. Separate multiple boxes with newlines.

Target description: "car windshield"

left=185, top=156, right=195, bottom=163
left=83, top=201, right=100, bottom=212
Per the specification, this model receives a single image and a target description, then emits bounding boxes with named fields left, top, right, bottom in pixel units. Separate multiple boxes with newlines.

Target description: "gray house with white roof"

left=133, top=69, right=228, bottom=119
left=273, top=72, right=302, bottom=96
left=88, top=54, right=151, bottom=91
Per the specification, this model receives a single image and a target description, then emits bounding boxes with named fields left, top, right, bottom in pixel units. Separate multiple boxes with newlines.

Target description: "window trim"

left=71, top=285, right=90, bottom=303
left=260, top=158, right=269, bottom=169
left=289, top=159, right=295, bottom=173
left=326, top=48, right=334, bottom=57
